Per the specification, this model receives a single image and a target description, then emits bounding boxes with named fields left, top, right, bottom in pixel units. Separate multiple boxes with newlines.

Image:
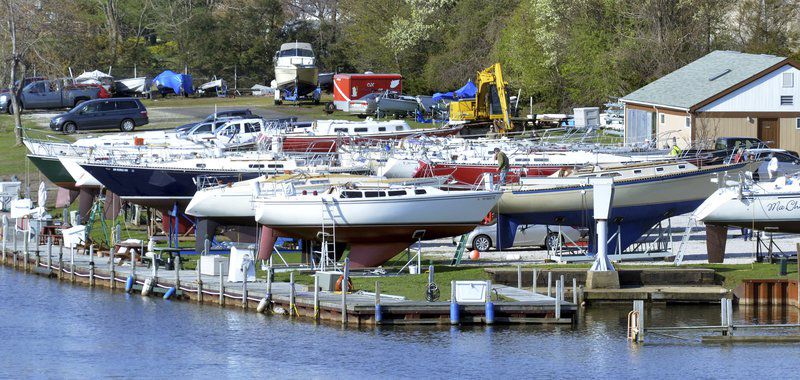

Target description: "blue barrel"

left=163, top=287, right=176, bottom=300
left=375, top=304, right=382, bottom=324
left=485, top=301, right=495, bottom=325
left=125, top=275, right=134, bottom=293
left=450, top=302, right=459, bottom=325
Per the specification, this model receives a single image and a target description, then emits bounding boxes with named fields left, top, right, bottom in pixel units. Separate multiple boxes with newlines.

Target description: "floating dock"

left=0, top=230, right=576, bottom=326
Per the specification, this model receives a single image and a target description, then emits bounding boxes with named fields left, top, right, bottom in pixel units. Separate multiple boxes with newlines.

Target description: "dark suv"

left=50, top=98, right=148, bottom=134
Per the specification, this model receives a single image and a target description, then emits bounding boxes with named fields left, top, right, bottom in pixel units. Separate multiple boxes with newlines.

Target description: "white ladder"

left=317, top=198, right=340, bottom=271
left=673, top=215, right=698, bottom=266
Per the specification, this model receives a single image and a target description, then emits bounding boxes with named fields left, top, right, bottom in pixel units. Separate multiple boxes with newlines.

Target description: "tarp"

left=75, top=70, right=112, bottom=82
left=153, top=70, right=194, bottom=95
left=432, top=79, right=477, bottom=102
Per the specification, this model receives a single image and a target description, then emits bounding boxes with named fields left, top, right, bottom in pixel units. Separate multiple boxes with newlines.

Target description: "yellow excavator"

left=449, top=63, right=514, bottom=133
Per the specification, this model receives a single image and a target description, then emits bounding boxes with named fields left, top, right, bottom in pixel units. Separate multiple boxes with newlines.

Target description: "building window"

left=784, top=72, right=795, bottom=88
left=781, top=95, right=794, bottom=106
left=660, top=114, right=665, bottom=124
left=796, top=118, right=800, bottom=130
left=685, top=116, right=691, bottom=128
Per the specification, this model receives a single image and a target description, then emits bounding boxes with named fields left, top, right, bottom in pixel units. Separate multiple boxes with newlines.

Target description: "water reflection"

left=2, top=267, right=800, bottom=377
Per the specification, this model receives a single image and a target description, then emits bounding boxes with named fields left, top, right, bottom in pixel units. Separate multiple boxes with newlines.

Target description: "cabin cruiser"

left=273, top=42, right=319, bottom=103
left=254, top=184, right=502, bottom=267
left=696, top=174, right=800, bottom=233
left=494, top=160, right=759, bottom=254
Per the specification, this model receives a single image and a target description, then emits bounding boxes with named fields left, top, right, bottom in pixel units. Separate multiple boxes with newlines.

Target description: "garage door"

left=625, top=109, right=654, bottom=145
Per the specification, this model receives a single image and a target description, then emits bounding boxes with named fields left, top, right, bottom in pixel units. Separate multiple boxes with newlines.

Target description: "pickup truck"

left=0, top=79, right=110, bottom=113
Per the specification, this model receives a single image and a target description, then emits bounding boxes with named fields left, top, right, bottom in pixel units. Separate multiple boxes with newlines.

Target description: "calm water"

left=1, top=266, right=799, bottom=379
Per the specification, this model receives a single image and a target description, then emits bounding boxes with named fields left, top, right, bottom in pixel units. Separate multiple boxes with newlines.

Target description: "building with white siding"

left=620, top=50, right=800, bottom=151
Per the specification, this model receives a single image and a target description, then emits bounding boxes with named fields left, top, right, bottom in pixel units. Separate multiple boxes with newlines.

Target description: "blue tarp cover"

left=153, top=70, right=194, bottom=95
left=432, top=79, right=476, bottom=102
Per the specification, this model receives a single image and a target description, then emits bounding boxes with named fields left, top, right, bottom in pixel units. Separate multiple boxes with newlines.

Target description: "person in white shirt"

left=767, top=154, right=779, bottom=180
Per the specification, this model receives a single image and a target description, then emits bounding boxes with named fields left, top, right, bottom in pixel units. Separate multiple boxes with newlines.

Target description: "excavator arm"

left=449, top=63, right=514, bottom=133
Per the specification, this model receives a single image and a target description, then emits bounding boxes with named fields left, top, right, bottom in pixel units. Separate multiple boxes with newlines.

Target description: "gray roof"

left=621, top=50, right=787, bottom=110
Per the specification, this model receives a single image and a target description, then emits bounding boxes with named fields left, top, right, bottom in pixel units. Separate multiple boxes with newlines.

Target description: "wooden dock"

left=0, top=230, right=576, bottom=327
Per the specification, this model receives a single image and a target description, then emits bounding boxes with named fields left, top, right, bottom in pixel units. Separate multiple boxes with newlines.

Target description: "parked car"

left=746, top=148, right=800, bottom=180
left=455, top=223, right=582, bottom=251
left=175, top=116, right=242, bottom=135
left=715, top=137, right=767, bottom=151
left=1, top=79, right=109, bottom=113
left=49, top=98, right=148, bottom=134
left=202, top=109, right=255, bottom=122
left=346, top=92, right=381, bottom=116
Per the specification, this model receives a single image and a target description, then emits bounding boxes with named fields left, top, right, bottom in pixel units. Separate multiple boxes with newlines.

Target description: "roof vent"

left=709, top=69, right=732, bottom=81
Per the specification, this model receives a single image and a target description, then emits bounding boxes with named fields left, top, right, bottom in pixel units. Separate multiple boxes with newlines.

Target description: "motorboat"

left=376, top=92, right=419, bottom=118
left=494, top=160, right=759, bottom=254
left=273, top=42, right=319, bottom=102
left=696, top=175, right=800, bottom=233
left=254, top=184, right=502, bottom=267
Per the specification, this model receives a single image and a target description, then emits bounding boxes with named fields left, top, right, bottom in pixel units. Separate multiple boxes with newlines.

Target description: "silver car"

left=458, top=223, right=582, bottom=251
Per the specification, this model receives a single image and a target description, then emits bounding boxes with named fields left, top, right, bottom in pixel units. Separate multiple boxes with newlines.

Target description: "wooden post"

left=2, top=218, right=6, bottom=265
left=266, top=266, right=273, bottom=305
left=517, top=264, right=522, bottom=288
left=633, top=300, right=645, bottom=342
left=342, top=258, right=350, bottom=325
left=110, top=244, right=116, bottom=290
left=89, top=261, right=95, bottom=287
left=532, top=268, right=538, bottom=294
left=555, top=279, right=561, bottom=319
left=560, top=275, right=565, bottom=302
left=547, top=272, right=552, bottom=297
left=175, top=256, right=181, bottom=290
left=572, top=277, right=577, bottom=304
left=70, top=246, right=75, bottom=283
left=289, top=271, right=296, bottom=317
left=12, top=226, right=18, bottom=267
left=242, top=261, right=248, bottom=309
left=313, top=275, right=320, bottom=321
left=58, top=243, right=63, bottom=281
left=218, top=261, right=224, bottom=306
left=47, top=236, right=52, bottom=270
left=196, top=257, right=202, bottom=303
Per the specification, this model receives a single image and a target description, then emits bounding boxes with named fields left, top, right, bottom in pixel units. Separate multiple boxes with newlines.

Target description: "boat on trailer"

left=254, top=184, right=502, bottom=267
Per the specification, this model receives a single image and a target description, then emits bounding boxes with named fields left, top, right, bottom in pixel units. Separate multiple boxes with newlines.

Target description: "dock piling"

left=572, top=277, right=577, bottom=304
left=218, top=262, right=224, bottom=306
left=58, top=243, right=63, bottom=280
left=555, top=280, right=562, bottom=319
left=289, top=271, right=296, bottom=317
left=175, top=256, right=181, bottom=290
left=560, top=275, right=565, bottom=302
left=89, top=261, right=95, bottom=287
left=449, top=280, right=459, bottom=325
left=313, top=275, right=319, bottom=320
left=196, top=258, right=202, bottom=303
left=375, top=281, right=382, bottom=324
left=632, top=300, right=645, bottom=342
left=2, top=216, right=6, bottom=265
left=532, top=268, right=538, bottom=294
left=242, top=261, right=248, bottom=309
left=517, top=264, right=522, bottom=288
left=342, top=258, right=350, bottom=325
left=70, top=246, right=75, bottom=283
left=547, top=272, right=552, bottom=297
left=110, top=243, right=115, bottom=290
left=485, top=280, right=494, bottom=325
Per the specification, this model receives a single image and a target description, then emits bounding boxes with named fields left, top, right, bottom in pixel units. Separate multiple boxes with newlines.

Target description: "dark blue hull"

left=497, top=199, right=701, bottom=255
left=496, top=162, right=752, bottom=255
left=80, top=163, right=262, bottom=209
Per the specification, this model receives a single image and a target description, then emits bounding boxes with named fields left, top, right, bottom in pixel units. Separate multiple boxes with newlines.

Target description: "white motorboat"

left=114, top=77, right=148, bottom=95
left=273, top=42, right=318, bottom=101
left=696, top=176, right=800, bottom=233
left=254, top=185, right=502, bottom=267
